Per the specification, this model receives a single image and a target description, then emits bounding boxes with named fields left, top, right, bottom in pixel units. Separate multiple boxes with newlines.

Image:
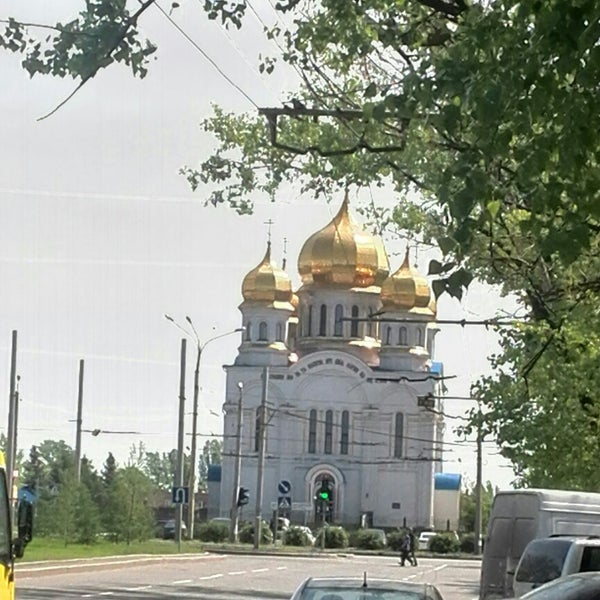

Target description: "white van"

left=479, top=489, right=600, bottom=599
left=513, top=536, right=600, bottom=597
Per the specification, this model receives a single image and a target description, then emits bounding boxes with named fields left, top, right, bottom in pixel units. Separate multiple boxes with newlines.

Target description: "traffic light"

left=237, top=486, right=250, bottom=507
left=316, top=480, right=333, bottom=503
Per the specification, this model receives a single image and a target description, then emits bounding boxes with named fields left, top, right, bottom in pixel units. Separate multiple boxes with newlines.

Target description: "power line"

left=154, top=2, right=259, bottom=108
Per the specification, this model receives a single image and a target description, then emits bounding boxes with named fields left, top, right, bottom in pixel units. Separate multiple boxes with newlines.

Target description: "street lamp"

left=164, top=314, right=244, bottom=540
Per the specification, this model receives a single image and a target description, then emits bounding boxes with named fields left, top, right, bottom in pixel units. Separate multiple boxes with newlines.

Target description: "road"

left=16, top=553, right=482, bottom=599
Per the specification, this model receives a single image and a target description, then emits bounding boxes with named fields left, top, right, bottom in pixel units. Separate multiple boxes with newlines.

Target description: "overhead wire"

left=153, top=2, right=259, bottom=108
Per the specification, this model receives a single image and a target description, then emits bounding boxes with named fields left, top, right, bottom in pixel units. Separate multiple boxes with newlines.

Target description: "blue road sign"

left=278, top=479, right=291, bottom=495
left=18, top=486, right=37, bottom=504
left=278, top=496, right=291, bottom=510
left=172, top=486, right=189, bottom=504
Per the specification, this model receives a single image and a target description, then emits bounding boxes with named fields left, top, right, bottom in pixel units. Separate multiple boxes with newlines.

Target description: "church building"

left=218, top=195, right=444, bottom=528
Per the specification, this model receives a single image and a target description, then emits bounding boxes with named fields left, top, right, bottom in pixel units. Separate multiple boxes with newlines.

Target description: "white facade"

left=218, top=198, right=444, bottom=528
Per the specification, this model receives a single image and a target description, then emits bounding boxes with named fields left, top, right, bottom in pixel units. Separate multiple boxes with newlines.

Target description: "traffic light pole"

left=229, top=382, right=244, bottom=543
left=253, top=367, right=269, bottom=550
left=175, top=338, right=186, bottom=550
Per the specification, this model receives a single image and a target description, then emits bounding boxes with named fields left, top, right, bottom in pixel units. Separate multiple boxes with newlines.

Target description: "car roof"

left=301, top=577, right=436, bottom=591
left=521, top=571, right=600, bottom=598
left=528, top=536, right=600, bottom=546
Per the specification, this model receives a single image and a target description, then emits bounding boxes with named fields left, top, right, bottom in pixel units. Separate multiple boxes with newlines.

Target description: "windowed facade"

left=394, top=412, right=404, bottom=458
left=385, top=325, right=391, bottom=345
left=351, top=305, right=359, bottom=337
left=340, top=410, right=349, bottom=455
left=245, top=322, right=252, bottom=341
left=258, top=321, right=268, bottom=341
left=276, top=322, right=284, bottom=342
left=307, top=305, right=313, bottom=337
left=319, top=304, right=327, bottom=336
left=334, top=304, right=344, bottom=336
left=308, top=409, right=317, bottom=453
left=416, top=327, right=423, bottom=346
left=324, top=410, right=333, bottom=454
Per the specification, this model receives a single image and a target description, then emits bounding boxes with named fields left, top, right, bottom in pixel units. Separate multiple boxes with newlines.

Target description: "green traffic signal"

left=319, top=491, right=330, bottom=500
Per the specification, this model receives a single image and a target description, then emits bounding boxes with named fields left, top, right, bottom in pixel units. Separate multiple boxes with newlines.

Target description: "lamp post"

left=164, top=315, right=244, bottom=540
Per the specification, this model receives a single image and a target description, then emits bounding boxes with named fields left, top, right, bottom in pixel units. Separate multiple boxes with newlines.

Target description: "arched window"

left=394, top=412, right=404, bottom=458
left=340, top=410, right=349, bottom=455
left=258, top=321, right=268, bottom=341
left=350, top=305, right=359, bottom=337
left=308, top=409, right=317, bottom=454
left=385, top=326, right=391, bottom=346
left=307, top=305, right=313, bottom=337
left=319, top=304, right=327, bottom=336
left=254, top=407, right=262, bottom=452
left=334, top=304, right=344, bottom=336
left=324, top=410, right=333, bottom=454
left=416, top=327, right=423, bottom=346
left=245, top=322, right=252, bottom=341
left=276, top=322, right=284, bottom=342
left=399, top=326, right=407, bottom=345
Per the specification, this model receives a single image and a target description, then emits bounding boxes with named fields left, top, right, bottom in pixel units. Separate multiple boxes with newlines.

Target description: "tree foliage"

left=4, top=0, right=600, bottom=485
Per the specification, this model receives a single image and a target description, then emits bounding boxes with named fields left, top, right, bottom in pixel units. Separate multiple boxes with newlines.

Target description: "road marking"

left=228, top=570, right=247, bottom=575
left=124, top=586, right=152, bottom=592
left=276, top=566, right=287, bottom=570
left=173, top=579, right=193, bottom=584
left=433, top=564, right=448, bottom=572
left=198, top=573, right=224, bottom=580
left=99, top=593, right=114, bottom=596
left=251, top=568, right=269, bottom=573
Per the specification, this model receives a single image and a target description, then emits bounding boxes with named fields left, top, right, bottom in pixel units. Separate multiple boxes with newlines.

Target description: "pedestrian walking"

left=398, top=531, right=411, bottom=566
left=408, top=527, right=417, bottom=566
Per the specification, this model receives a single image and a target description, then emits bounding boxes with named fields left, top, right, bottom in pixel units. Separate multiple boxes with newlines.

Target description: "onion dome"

left=381, top=248, right=433, bottom=313
left=297, top=194, right=390, bottom=288
left=241, top=242, right=294, bottom=309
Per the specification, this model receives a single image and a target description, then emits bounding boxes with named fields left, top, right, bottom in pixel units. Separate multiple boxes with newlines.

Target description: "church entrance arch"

left=305, top=464, right=344, bottom=524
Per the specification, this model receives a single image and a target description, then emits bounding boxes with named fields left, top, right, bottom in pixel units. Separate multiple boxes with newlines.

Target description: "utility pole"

left=474, top=397, right=483, bottom=555
left=188, top=338, right=201, bottom=541
left=229, top=382, right=244, bottom=543
left=74, top=359, right=84, bottom=482
left=254, top=367, right=268, bottom=550
left=175, top=338, right=186, bottom=550
left=6, top=330, right=17, bottom=502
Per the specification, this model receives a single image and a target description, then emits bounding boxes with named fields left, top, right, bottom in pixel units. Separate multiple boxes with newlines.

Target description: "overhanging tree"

left=4, top=0, right=600, bottom=487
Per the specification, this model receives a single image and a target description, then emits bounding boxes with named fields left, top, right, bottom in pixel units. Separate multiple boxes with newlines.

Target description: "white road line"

left=228, top=570, right=247, bottom=575
left=251, top=568, right=269, bottom=573
left=198, top=573, right=224, bottom=580
left=173, top=579, right=193, bottom=584
left=124, top=586, right=153, bottom=592
left=433, top=564, right=448, bottom=572
left=99, top=593, right=114, bottom=596
left=276, top=566, right=287, bottom=570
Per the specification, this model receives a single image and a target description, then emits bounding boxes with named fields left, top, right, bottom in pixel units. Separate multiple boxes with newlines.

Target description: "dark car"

left=290, top=576, right=444, bottom=600
left=162, top=519, right=187, bottom=539
left=519, top=571, right=600, bottom=599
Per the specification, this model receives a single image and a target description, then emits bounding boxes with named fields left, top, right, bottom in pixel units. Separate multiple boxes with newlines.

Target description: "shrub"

left=460, top=533, right=476, bottom=553
left=283, top=526, right=313, bottom=547
left=352, top=529, right=386, bottom=550
left=239, top=520, right=273, bottom=545
left=315, top=525, right=349, bottom=549
left=429, top=532, right=461, bottom=554
left=197, top=521, right=229, bottom=543
left=386, top=530, right=407, bottom=552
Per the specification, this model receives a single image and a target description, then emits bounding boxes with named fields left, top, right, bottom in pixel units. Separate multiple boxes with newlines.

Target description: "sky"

left=0, top=0, right=517, bottom=490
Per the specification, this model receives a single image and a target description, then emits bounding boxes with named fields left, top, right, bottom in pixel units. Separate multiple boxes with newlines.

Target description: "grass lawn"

left=19, top=537, right=206, bottom=562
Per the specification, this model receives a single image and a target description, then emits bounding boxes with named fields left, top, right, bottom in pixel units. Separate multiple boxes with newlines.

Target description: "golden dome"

left=241, top=243, right=294, bottom=309
left=297, top=194, right=390, bottom=288
left=381, top=249, right=433, bottom=312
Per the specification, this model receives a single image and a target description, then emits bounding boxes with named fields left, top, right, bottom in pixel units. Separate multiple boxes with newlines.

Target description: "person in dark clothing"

left=408, top=528, right=417, bottom=566
left=399, top=531, right=411, bottom=566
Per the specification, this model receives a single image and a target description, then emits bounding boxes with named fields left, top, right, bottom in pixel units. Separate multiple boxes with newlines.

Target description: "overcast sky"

left=0, top=0, right=517, bottom=490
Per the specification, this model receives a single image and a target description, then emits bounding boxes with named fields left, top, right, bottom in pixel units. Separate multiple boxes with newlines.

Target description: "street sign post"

left=172, top=486, right=189, bottom=504
left=278, top=480, right=291, bottom=495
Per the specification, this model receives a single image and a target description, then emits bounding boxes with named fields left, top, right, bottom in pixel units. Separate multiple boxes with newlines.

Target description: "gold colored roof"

left=241, top=242, right=294, bottom=308
left=381, top=249, right=432, bottom=312
left=297, top=194, right=390, bottom=288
